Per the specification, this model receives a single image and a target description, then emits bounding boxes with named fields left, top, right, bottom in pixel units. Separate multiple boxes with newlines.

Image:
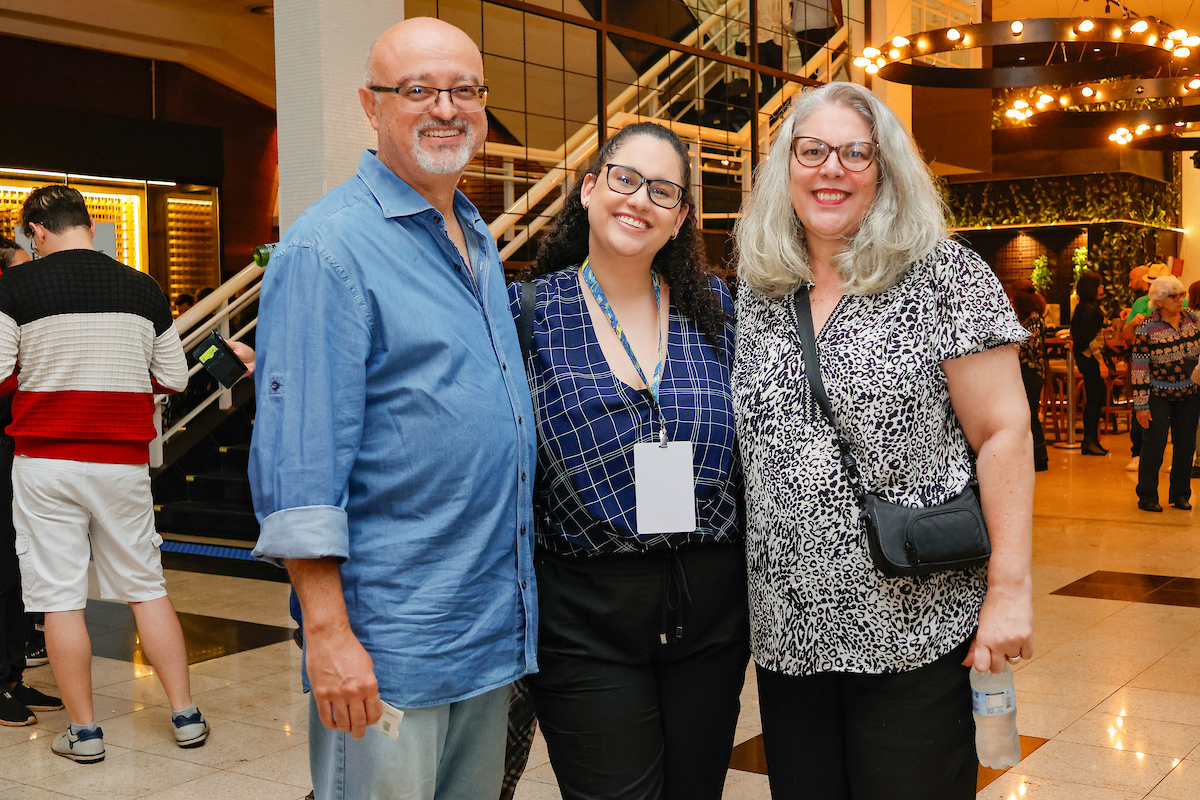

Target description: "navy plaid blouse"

left=507, top=269, right=741, bottom=556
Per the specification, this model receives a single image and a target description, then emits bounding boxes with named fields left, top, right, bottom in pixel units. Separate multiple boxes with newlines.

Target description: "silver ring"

left=1007, top=655, right=1021, bottom=663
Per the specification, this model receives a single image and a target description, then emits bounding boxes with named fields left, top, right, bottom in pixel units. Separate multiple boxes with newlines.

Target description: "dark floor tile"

left=1051, top=570, right=1179, bottom=602
left=160, top=549, right=289, bottom=583
left=976, top=735, right=1049, bottom=791
left=83, top=599, right=295, bottom=665
left=728, top=735, right=767, bottom=774
left=1142, top=577, right=1200, bottom=609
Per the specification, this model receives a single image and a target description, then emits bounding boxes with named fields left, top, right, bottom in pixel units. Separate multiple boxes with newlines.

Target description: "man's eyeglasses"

left=791, top=137, right=878, bottom=172
left=368, top=84, right=489, bottom=113
left=602, top=164, right=686, bottom=209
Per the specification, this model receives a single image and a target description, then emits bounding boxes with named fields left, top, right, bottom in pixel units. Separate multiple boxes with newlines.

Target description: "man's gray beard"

left=412, top=120, right=483, bottom=175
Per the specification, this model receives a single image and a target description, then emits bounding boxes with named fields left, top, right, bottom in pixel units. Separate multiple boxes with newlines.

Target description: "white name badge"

left=633, top=440, right=697, bottom=535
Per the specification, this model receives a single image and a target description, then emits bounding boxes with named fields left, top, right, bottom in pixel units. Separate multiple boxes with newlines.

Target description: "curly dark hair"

left=526, top=122, right=728, bottom=356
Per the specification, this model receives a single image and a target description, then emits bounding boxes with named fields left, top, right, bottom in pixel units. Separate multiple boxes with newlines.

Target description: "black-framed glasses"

left=603, top=164, right=685, bottom=209
left=367, top=84, right=489, bottom=113
left=791, top=137, right=878, bottom=172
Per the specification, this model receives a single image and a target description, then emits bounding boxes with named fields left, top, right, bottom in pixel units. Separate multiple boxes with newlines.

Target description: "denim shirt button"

left=521, top=580, right=527, bottom=589
left=521, top=472, right=527, bottom=481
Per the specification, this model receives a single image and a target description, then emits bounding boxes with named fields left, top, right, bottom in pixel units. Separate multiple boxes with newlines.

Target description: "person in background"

left=756, top=0, right=790, bottom=98
left=1192, top=279, right=1200, bottom=480
left=1, top=187, right=205, bottom=762
left=1120, top=264, right=1157, bottom=471
left=732, top=81, right=1032, bottom=799
left=173, top=293, right=194, bottom=317
left=1132, top=275, right=1200, bottom=512
left=0, top=236, right=62, bottom=728
left=1072, top=271, right=1109, bottom=456
left=515, top=122, right=746, bottom=800
left=1007, top=279, right=1049, bottom=471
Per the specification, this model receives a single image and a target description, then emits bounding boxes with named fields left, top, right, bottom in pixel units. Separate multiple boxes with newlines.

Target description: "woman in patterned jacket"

left=508, top=122, right=747, bottom=800
left=731, top=82, right=1034, bottom=799
left=1131, top=274, right=1200, bottom=512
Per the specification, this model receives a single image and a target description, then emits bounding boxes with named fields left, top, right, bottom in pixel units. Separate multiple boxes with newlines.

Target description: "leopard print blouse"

left=732, top=239, right=1028, bottom=676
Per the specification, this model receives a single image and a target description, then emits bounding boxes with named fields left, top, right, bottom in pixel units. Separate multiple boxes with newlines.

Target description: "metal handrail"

left=150, top=259, right=265, bottom=467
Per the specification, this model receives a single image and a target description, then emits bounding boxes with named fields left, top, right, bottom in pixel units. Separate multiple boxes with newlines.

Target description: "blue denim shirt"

left=250, top=150, right=538, bottom=708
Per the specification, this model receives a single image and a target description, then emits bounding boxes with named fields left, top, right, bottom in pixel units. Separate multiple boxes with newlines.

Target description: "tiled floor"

left=6, top=430, right=1200, bottom=799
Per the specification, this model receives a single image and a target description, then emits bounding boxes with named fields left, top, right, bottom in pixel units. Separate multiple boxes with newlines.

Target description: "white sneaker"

left=1126, top=456, right=1140, bottom=472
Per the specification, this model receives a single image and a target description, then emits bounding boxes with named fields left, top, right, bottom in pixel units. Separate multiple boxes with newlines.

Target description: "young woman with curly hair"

left=508, top=121, right=747, bottom=800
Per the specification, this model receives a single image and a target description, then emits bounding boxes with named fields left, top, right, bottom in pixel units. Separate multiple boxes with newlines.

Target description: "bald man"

left=250, top=18, right=536, bottom=800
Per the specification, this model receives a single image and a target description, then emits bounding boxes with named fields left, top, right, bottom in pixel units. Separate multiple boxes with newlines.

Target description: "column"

left=274, top=0, right=404, bottom=232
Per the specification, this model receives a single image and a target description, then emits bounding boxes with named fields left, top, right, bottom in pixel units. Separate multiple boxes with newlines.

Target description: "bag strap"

left=791, top=288, right=868, bottom=502
left=517, top=281, right=536, bottom=362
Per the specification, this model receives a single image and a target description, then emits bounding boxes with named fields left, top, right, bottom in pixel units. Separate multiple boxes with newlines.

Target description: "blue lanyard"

left=581, top=258, right=668, bottom=442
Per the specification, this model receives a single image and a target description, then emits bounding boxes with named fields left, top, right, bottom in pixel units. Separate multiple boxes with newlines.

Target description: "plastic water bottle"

left=970, top=664, right=1021, bottom=768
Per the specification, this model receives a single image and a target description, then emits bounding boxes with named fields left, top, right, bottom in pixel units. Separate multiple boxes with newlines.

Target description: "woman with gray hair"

left=732, top=81, right=1034, bottom=798
left=1131, top=274, right=1200, bottom=511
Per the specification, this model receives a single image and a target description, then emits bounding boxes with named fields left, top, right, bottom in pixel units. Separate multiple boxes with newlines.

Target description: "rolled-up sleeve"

left=250, top=242, right=372, bottom=567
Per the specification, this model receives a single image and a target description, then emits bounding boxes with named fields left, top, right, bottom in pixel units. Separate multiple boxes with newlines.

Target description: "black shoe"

left=1035, top=460, right=1049, bottom=472
left=1172, top=497, right=1192, bottom=510
left=0, top=691, right=35, bottom=727
left=10, top=682, right=61, bottom=712
left=25, top=644, right=47, bottom=668
left=1081, top=441, right=1109, bottom=456
left=1138, top=500, right=1163, bottom=512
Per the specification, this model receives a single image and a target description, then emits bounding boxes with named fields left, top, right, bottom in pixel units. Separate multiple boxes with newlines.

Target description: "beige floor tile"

left=1046, top=632, right=1175, bottom=669
left=1149, top=759, right=1200, bottom=799
left=88, top=657, right=158, bottom=690
left=1015, top=671, right=1121, bottom=713
left=189, top=644, right=301, bottom=684
left=0, top=779, right=13, bottom=793
left=141, top=718, right=304, bottom=770
left=1016, top=738, right=1176, bottom=793
left=1130, top=660, right=1200, bottom=697
left=0, top=787, right=77, bottom=800
left=235, top=696, right=311, bottom=736
left=520, top=761, right=561, bottom=786
left=513, top=777, right=563, bottom=800
left=227, top=742, right=312, bottom=789
left=1031, top=595, right=1130, bottom=636
left=733, top=724, right=762, bottom=746
left=138, top=770, right=308, bottom=800
left=1097, top=688, right=1200, bottom=727
left=1008, top=649, right=1151, bottom=687
left=97, top=706, right=182, bottom=751
left=1018, top=702, right=1088, bottom=739
left=977, top=771, right=1143, bottom=800
left=0, top=724, right=55, bottom=752
left=243, top=669, right=306, bottom=696
left=526, top=730, right=550, bottom=771
left=1057, top=710, right=1200, bottom=759
left=0, top=734, right=90, bottom=784
left=720, top=770, right=771, bottom=799
left=1085, top=604, right=1200, bottom=646
left=30, top=695, right=149, bottom=732
left=94, top=672, right=232, bottom=707
left=1031, top=564, right=1094, bottom=598
left=179, top=683, right=304, bottom=724
left=29, top=749, right=214, bottom=800
left=164, top=570, right=295, bottom=628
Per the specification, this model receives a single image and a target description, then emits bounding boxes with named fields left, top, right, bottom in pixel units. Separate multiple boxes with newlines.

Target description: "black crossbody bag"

left=792, top=288, right=991, bottom=577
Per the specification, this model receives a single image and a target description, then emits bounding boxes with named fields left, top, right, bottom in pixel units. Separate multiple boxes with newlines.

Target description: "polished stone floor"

left=3, top=431, right=1200, bottom=799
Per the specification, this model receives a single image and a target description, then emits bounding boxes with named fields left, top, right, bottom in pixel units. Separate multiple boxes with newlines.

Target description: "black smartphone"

left=190, top=332, right=248, bottom=388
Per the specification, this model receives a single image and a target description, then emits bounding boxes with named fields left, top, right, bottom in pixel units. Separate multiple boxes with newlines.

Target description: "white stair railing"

left=149, top=260, right=264, bottom=468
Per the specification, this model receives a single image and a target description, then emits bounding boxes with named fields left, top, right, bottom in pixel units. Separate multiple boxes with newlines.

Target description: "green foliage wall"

left=946, top=171, right=1180, bottom=319
left=946, top=173, right=1178, bottom=229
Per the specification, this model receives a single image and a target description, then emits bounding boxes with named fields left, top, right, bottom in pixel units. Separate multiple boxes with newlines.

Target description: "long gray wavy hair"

left=735, top=81, right=948, bottom=298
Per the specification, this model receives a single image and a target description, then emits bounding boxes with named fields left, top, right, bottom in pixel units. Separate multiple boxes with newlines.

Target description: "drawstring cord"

left=660, top=550, right=692, bottom=645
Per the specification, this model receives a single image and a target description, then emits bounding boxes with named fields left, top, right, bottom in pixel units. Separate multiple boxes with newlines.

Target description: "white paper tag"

left=633, top=440, right=697, bottom=535
left=371, top=701, right=405, bottom=740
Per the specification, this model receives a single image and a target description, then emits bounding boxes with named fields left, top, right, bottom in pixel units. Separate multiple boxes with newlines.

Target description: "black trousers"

left=758, top=39, right=783, bottom=98
left=757, top=638, right=976, bottom=800
left=0, top=446, right=23, bottom=687
left=1020, top=366, right=1047, bottom=467
left=528, top=544, right=750, bottom=800
left=1138, top=393, right=1200, bottom=504
left=1077, top=354, right=1105, bottom=445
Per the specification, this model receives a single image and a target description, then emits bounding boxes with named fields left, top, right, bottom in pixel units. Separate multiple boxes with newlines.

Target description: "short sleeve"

left=931, top=240, right=1028, bottom=363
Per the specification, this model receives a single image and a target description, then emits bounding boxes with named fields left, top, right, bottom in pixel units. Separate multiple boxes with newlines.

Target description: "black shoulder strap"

left=792, top=288, right=868, bottom=500
left=517, top=281, right=536, bottom=362
left=792, top=287, right=836, bottom=425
